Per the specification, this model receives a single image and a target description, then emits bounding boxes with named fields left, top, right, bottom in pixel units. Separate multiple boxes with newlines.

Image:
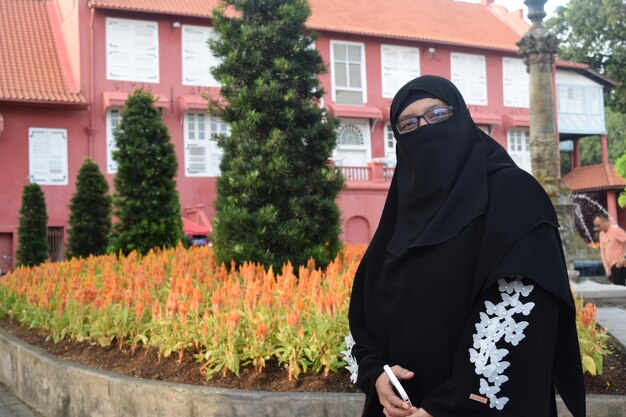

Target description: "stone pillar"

left=572, top=139, right=580, bottom=169
left=517, top=0, right=581, bottom=280
left=517, top=0, right=560, bottom=198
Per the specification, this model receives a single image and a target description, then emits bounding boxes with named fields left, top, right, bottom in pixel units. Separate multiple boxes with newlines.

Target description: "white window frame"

left=183, top=112, right=229, bottom=177
left=182, top=25, right=220, bottom=87
left=502, top=57, right=529, bottom=108
left=384, top=123, right=397, bottom=164
left=381, top=45, right=420, bottom=99
left=106, top=109, right=122, bottom=174
left=451, top=52, right=487, bottom=105
left=333, top=118, right=372, bottom=167
left=507, top=128, right=532, bottom=174
left=330, top=40, right=367, bottom=105
left=29, top=128, right=68, bottom=185
left=106, top=17, right=159, bottom=83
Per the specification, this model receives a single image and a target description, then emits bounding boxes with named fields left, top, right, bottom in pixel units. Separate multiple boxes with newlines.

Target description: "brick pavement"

left=0, top=382, right=43, bottom=417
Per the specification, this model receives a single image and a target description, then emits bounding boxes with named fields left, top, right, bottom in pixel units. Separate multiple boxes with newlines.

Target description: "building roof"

left=561, top=164, right=626, bottom=193
left=555, top=59, right=620, bottom=89
left=0, top=0, right=85, bottom=104
left=89, top=0, right=525, bottom=52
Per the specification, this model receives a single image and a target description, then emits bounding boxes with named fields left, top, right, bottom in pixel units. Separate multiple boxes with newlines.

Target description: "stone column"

left=517, top=0, right=581, bottom=280
left=517, top=0, right=560, bottom=197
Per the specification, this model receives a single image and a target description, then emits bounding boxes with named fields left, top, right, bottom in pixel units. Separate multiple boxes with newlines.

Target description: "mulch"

left=0, top=318, right=624, bottom=395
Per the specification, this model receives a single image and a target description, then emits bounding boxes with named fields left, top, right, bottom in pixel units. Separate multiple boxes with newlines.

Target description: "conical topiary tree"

left=67, top=158, right=112, bottom=258
left=209, top=0, right=344, bottom=271
left=17, top=183, right=49, bottom=267
left=109, top=89, right=183, bottom=255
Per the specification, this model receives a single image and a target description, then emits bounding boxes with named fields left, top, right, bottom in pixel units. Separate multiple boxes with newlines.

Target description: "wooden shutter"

left=382, top=45, right=420, bottom=98
left=451, top=53, right=487, bottom=105
left=184, top=113, right=209, bottom=176
left=182, top=26, right=219, bottom=86
left=106, top=110, right=120, bottom=174
left=106, top=18, right=133, bottom=80
left=29, top=128, right=68, bottom=185
left=503, top=57, right=529, bottom=108
left=133, top=21, right=159, bottom=82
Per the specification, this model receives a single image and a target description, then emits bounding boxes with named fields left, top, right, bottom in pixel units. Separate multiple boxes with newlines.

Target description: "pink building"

left=0, top=0, right=616, bottom=271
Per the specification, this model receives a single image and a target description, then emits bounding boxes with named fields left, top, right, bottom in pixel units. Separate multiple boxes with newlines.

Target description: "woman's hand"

left=375, top=365, right=417, bottom=417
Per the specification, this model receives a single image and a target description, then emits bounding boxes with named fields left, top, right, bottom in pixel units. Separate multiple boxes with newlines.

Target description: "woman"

left=345, top=76, right=585, bottom=417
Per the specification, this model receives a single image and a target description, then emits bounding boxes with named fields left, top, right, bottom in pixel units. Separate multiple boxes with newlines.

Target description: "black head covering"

left=386, top=75, right=514, bottom=255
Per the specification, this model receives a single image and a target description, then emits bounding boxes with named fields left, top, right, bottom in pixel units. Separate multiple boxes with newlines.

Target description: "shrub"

left=109, top=89, right=183, bottom=255
left=209, top=0, right=344, bottom=271
left=16, top=183, right=48, bottom=267
left=67, top=158, right=112, bottom=258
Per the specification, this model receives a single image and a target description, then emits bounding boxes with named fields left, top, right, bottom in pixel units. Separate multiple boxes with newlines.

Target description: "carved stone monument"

left=517, top=0, right=580, bottom=280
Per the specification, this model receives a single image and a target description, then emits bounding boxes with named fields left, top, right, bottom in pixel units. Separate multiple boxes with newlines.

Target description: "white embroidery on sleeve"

left=341, top=333, right=358, bottom=384
left=469, top=278, right=535, bottom=410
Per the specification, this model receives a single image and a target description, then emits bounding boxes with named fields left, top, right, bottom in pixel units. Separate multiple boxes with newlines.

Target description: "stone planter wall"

left=0, top=328, right=624, bottom=417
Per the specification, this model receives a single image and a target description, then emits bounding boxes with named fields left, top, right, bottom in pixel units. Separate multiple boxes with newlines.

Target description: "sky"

left=456, top=0, right=571, bottom=18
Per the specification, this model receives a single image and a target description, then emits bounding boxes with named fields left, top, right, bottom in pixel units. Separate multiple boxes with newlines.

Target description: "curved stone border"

left=0, top=327, right=624, bottom=417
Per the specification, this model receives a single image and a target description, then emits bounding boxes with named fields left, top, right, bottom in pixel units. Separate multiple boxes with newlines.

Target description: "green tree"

left=209, top=0, right=344, bottom=271
left=17, top=183, right=49, bottom=267
left=547, top=0, right=626, bottom=112
left=110, top=89, right=183, bottom=255
left=67, top=158, right=112, bottom=258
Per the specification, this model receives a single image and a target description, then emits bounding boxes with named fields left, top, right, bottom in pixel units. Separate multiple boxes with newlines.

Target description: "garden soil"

left=0, top=318, right=624, bottom=396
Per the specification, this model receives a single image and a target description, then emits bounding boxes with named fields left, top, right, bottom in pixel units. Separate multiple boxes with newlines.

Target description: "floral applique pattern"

left=469, top=278, right=535, bottom=410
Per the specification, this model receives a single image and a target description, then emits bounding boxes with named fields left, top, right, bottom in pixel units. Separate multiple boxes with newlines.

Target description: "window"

left=332, top=118, right=371, bottom=167
left=385, top=123, right=397, bottom=165
left=106, top=109, right=121, bottom=174
left=451, top=53, right=487, bottom=105
left=29, top=128, right=68, bottom=185
left=331, top=41, right=366, bottom=105
left=106, top=17, right=159, bottom=83
left=502, top=57, right=529, bottom=108
left=48, top=227, right=64, bottom=262
left=184, top=112, right=229, bottom=177
left=558, top=86, right=584, bottom=114
left=381, top=45, right=420, bottom=98
left=182, top=25, right=220, bottom=86
left=589, top=87, right=602, bottom=115
left=507, top=129, right=531, bottom=174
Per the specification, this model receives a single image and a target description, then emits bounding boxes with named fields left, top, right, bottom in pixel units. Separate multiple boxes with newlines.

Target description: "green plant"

left=16, top=183, right=49, bottom=267
left=575, top=296, right=611, bottom=375
left=67, top=158, right=112, bottom=258
left=109, top=89, right=183, bottom=255
left=209, top=0, right=344, bottom=271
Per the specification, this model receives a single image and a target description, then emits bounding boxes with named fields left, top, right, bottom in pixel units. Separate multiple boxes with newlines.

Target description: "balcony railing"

left=336, top=162, right=394, bottom=182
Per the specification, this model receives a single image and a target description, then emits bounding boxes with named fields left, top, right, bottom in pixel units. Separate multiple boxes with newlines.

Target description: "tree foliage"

left=209, top=0, right=344, bottom=271
left=547, top=0, right=626, bottom=112
left=67, top=158, right=112, bottom=258
left=17, top=183, right=49, bottom=267
left=110, top=89, right=183, bottom=255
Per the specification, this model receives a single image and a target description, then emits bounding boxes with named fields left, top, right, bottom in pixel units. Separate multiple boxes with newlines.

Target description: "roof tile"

left=90, top=0, right=524, bottom=52
left=562, top=164, right=626, bottom=193
left=0, top=0, right=85, bottom=104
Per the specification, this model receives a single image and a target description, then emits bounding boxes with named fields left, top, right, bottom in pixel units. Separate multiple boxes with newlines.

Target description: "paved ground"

left=0, top=383, right=42, bottom=417
left=597, top=306, right=626, bottom=354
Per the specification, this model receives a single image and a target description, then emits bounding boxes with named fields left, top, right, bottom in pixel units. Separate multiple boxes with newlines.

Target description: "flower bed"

left=0, top=244, right=610, bottom=382
left=0, top=245, right=364, bottom=380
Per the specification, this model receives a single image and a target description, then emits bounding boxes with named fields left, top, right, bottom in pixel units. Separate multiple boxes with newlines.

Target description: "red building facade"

left=0, top=0, right=615, bottom=270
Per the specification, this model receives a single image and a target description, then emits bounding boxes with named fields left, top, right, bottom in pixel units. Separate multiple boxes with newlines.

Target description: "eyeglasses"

left=395, top=106, right=454, bottom=134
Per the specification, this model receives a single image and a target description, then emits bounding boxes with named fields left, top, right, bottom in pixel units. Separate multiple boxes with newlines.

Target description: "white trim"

left=502, top=57, right=529, bottom=109
left=181, top=25, right=220, bottom=87
left=330, top=40, right=367, bottom=105
left=451, top=52, right=487, bottom=105
left=106, top=109, right=121, bottom=174
left=28, top=128, right=69, bottom=185
left=106, top=17, right=160, bottom=83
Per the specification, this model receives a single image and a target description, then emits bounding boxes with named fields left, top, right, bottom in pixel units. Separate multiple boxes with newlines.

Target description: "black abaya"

left=346, top=76, right=585, bottom=417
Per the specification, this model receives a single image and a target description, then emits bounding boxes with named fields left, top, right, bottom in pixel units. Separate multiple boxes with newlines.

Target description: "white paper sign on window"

left=182, top=25, right=221, bottom=86
left=451, top=53, right=487, bottom=105
left=381, top=45, right=420, bottom=98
